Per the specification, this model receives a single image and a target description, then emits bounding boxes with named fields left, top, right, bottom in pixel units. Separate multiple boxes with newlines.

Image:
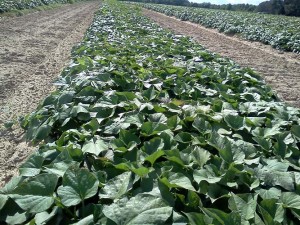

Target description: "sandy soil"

left=143, top=9, right=300, bottom=108
left=0, top=1, right=100, bottom=187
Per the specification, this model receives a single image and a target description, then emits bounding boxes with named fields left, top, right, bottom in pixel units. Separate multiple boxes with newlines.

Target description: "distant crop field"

left=0, top=0, right=74, bottom=13
left=139, top=3, right=300, bottom=53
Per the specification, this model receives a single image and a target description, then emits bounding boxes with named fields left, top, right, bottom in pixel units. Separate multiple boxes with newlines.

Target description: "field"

left=0, top=0, right=300, bottom=224
left=0, top=0, right=87, bottom=13
left=139, top=3, right=300, bottom=53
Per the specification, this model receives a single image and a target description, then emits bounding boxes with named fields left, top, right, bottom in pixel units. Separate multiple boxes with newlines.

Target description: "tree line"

left=120, top=0, right=300, bottom=17
left=256, top=0, right=300, bottom=16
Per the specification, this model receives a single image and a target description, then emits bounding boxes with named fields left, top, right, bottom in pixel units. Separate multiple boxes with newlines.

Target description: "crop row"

left=1, top=1, right=300, bottom=224
left=0, top=0, right=86, bottom=13
left=138, top=3, right=300, bottom=53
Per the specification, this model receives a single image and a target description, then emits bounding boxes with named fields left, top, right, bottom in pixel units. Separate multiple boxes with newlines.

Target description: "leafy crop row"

left=137, top=3, right=300, bottom=53
left=1, top=1, right=300, bottom=224
left=0, top=0, right=87, bottom=13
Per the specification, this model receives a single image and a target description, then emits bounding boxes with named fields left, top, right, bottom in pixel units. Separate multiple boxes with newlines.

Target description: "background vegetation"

left=120, top=0, right=300, bottom=16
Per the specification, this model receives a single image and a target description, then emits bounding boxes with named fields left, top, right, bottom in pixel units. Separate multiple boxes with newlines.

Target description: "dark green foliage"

left=190, top=2, right=257, bottom=12
left=1, top=1, right=300, bottom=224
left=0, top=0, right=89, bottom=13
left=140, top=3, right=300, bottom=53
left=256, top=0, right=285, bottom=15
left=284, top=0, right=300, bottom=16
left=119, top=0, right=190, bottom=6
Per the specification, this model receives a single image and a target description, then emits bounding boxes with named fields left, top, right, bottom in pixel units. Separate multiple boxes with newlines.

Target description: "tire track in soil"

left=0, top=1, right=100, bottom=186
left=143, top=9, right=300, bottom=108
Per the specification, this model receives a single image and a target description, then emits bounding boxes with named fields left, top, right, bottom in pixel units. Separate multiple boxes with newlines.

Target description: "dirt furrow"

left=143, top=9, right=300, bottom=107
left=0, top=1, right=100, bottom=186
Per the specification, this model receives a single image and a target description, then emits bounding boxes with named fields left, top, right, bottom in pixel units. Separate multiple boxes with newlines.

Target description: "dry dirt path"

left=143, top=9, right=300, bottom=108
left=0, top=1, right=100, bottom=186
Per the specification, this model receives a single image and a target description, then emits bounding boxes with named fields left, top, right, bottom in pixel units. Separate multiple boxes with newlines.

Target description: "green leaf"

left=71, top=105, right=91, bottom=121
left=143, top=137, right=164, bottom=155
left=224, top=114, right=244, bottom=130
left=57, top=167, right=99, bottom=207
left=167, top=115, right=182, bottom=130
left=143, top=86, right=157, bottom=101
left=174, top=132, right=193, bottom=143
left=281, top=192, right=300, bottom=209
left=141, top=122, right=169, bottom=136
left=162, top=172, right=196, bottom=191
left=192, top=117, right=212, bottom=134
left=34, top=206, right=60, bottom=225
left=208, top=132, right=233, bottom=163
left=19, top=154, right=44, bottom=177
left=119, top=130, right=141, bottom=147
left=258, top=199, right=284, bottom=224
left=99, top=172, right=132, bottom=200
left=202, top=208, right=239, bottom=225
left=228, top=193, right=257, bottom=221
left=34, top=124, right=51, bottom=141
left=193, top=167, right=222, bottom=184
left=103, top=194, right=173, bottom=225
left=71, top=215, right=94, bottom=225
left=191, top=146, right=211, bottom=168
left=9, top=174, right=58, bottom=213
left=184, top=212, right=206, bottom=225
left=145, top=150, right=165, bottom=166
left=0, top=198, right=29, bottom=225
left=82, top=139, right=108, bottom=155
left=291, top=125, right=300, bottom=139
left=256, top=187, right=281, bottom=200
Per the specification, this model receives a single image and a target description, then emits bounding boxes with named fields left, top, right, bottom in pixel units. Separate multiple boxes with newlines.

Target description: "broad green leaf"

left=58, top=91, right=74, bottom=105
left=71, top=215, right=94, bottom=225
left=291, top=125, right=300, bottom=139
left=202, top=208, right=240, bottom=225
left=167, top=115, right=182, bottom=130
left=228, top=193, right=257, bottom=221
left=174, top=132, right=193, bottom=143
left=224, top=114, right=244, bottom=130
left=192, top=117, right=212, bottom=133
left=258, top=199, right=284, bottom=224
left=43, top=161, right=80, bottom=177
left=119, top=130, right=141, bottom=147
left=34, top=206, right=60, bottom=225
left=0, top=198, right=29, bottom=225
left=145, top=150, right=165, bottom=166
left=57, top=167, right=99, bottom=207
left=143, top=86, right=157, bottom=101
left=191, top=146, right=211, bottom=168
left=140, top=122, right=169, bottom=136
left=71, top=105, right=90, bottom=121
left=253, top=136, right=272, bottom=151
left=143, top=137, right=164, bottom=155
left=193, top=167, right=222, bottom=184
left=103, top=194, right=172, bottom=225
left=99, top=172, right=132, bottom=200
left=256, top=188, right=281, bottom=200
left=82, top=139, right=108, bottom=155
left=9, top=174, right=58, bottom=213
left=172, top=211, right=188, bottom=224
left=208, top=132, right=233, bottom=163
left=148, top=113, right=168, bottom=123
left=184, top=212, right=206, bottom=225
left=281, top=192, right=300, bottom=209
left=162, top=172, right=196, bottom=191
left=34, top=124, right=51, bottom=141
left=19, top=154, right=44, bottom=177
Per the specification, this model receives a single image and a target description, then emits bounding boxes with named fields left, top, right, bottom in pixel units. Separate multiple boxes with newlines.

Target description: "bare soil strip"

left=143, top=9, right=300, bottom=108
left=0, top=1, right=100, bottom=186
